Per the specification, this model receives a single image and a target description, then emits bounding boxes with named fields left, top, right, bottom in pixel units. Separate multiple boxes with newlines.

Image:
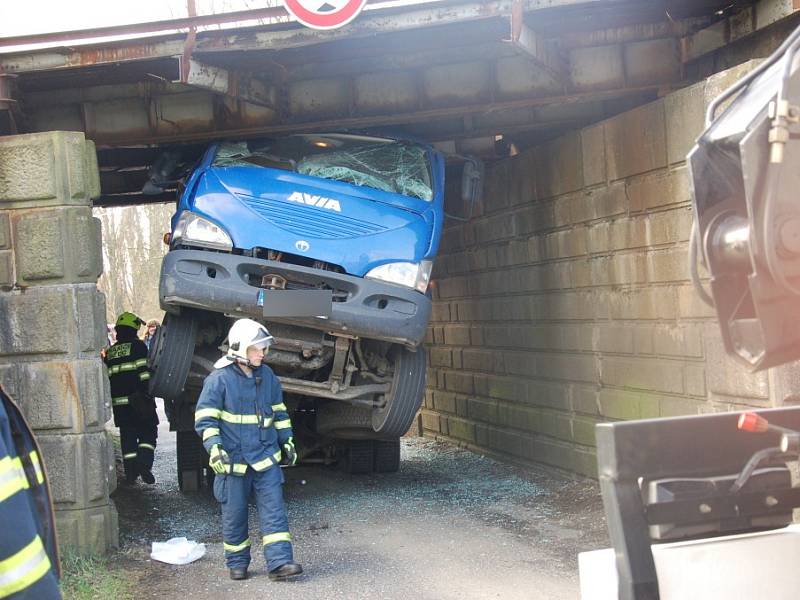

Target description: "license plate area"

left=259, top=289, right=332, bottom=318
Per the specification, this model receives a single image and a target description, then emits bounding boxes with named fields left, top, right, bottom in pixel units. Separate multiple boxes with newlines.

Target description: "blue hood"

left=188, top=167, right=435, bottom=277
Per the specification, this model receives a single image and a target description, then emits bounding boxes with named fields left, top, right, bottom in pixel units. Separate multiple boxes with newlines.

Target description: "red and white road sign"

left=283, top=0, right=368, bottom=30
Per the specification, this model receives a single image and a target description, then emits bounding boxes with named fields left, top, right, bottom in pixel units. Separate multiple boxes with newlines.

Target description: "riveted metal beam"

left=78, top=83, right=672, bottom=146
left=680, top=0, right=800, bottom=63
left=0, top=0, right=611, bottom=74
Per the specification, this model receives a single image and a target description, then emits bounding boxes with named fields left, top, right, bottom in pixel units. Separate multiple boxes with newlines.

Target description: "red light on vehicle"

left=738, top=412, right=768, bottom=432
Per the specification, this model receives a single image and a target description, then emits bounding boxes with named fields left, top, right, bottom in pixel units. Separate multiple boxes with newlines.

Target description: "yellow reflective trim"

left=0, top=457, right=26, bottom=503
left=112, top=396, right=129, bottom=406
left=274, top=419, right=292, bottom=430
left=223, top=539, right=251, bottom=553
left=139, top=372, right=151, bottom=381
left=231, top=463, right=248, bottom=475
left=195, top=408, right=222, bottom=421
left=250, top=450, right=282, bottom=472
left=0, top=535, right=52, bottom=597
left=138, top=443, right=155, bottom=451
left=0, top=475, right=25, bottom=503
left=271, top=403, right=287, bottom=412
left=29, top=451, right=44, bottom=486
left=202, top=428, right=220, bottom=441
left=262, top=532, right=291, bottom=546
left=108, top=361, right=141, bottom=373
left=10, top=458, right=28, bottom=491
left=0, top=456, right=15, bottom=477
left=135, top=358, right=148, bottom=367
left=123, top=452, right=137, bottom=459
left=220, top=411, right=259, bottom=425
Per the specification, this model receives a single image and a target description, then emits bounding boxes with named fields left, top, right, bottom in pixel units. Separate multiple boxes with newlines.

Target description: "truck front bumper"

left=159, top=249, right=431, bottom=348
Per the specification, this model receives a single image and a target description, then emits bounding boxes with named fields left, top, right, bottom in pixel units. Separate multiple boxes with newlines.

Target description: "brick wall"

left=0, top=131, right=118, bottom=553
left=424, top=61, right=778, bottom=478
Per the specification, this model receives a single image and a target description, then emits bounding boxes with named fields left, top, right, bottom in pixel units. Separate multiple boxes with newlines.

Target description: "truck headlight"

left=172, top=212, right=233, bottom=251
left=365, top=260, right=433, bottom=293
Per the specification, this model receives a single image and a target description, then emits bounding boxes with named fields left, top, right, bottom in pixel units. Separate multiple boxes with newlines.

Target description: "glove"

left=209, top=444, right=231, bottom=475
left=283, top=438, right=297, bottom=467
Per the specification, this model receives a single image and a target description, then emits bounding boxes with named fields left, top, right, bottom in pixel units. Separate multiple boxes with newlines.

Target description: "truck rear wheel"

left=373, top=439, right=401, bottom=473
left=176, top=430, right=206, bottom=492
left=148, top=311, right=199, bottom=400
left=344, top=440, right=374, bottom=474
left=372, top=346, right=426, bottom=437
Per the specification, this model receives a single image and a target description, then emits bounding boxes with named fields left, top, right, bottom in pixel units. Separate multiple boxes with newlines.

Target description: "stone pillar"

left=0, top=131, right=118, bottom=553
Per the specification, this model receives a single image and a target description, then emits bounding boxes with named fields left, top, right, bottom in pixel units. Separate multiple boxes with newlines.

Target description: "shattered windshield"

left=212, top=134, right=433, bottom=201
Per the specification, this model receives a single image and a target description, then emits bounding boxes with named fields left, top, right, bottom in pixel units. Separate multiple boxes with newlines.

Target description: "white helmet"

left=213, top=319, right=274, bottom=369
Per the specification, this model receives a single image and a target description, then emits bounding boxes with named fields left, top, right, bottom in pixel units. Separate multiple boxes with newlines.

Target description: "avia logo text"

left=286, top=191, right=341, bottom=212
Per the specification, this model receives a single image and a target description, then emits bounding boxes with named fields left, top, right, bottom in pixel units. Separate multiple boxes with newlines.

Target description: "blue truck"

left=147, top=132, right=473, bottom=487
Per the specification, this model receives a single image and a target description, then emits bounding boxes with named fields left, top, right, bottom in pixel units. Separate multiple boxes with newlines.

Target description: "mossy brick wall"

left=0, top=131, right=118, bottom=553
left=423, top=61, right=784, bottom=478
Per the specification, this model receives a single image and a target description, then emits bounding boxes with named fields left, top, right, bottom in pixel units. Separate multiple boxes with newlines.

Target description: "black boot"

left=124, top=465, right=138, bottom=484
left=229, top=567, right=248, bottom=581
left=140, top=468, right=156, bottom=484
left=268, top=562, right=302, bottom=581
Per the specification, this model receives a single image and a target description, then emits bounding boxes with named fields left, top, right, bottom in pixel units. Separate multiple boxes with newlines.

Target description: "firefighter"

left=195, top=318, right=303, bottom=582
left=0, top=385, right=61, bottom=599
left=104, top=312, right=158, bottom=485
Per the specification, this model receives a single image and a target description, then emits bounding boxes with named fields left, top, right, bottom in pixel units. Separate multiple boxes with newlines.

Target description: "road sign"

left=283, top=0, right=368, bottom=30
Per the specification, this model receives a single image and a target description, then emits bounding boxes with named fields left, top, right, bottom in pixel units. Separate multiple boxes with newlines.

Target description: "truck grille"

left=241, top=196, right=388, bottom=239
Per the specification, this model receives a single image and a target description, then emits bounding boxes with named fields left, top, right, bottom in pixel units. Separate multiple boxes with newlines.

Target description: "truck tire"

left=373, top=439, right=400, bottom=473
left=372, top=346, right=427, bottom=438
left=148, top=311, right=199, bottom=400
left=176, top=430, right=205, bottom=492
left=344, top=440, right=374, bottom=474
left=315, top=403, right=373, bottom=439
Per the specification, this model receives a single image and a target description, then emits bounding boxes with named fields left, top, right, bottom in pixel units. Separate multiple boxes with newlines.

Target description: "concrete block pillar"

left=0, top=131, right=118, bottom=554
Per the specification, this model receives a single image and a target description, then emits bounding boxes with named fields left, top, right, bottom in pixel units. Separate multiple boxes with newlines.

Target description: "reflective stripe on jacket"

left=104, top=338, right=154, bottom=427
left=0, top=386, right=60, bottom=599
left=195, top=363, right=293, bottom=474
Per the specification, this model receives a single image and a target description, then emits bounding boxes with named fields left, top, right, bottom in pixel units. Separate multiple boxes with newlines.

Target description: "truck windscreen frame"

left=212, top=134, right=434, bottom=202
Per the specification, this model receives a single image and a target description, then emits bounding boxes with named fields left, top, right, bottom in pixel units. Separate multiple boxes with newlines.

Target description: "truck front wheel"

left=148, top=311, right=199, bottom=400
left=372, top=346, right=427, bottom=438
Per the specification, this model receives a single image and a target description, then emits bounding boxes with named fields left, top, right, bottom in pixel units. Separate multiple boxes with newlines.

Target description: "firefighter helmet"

left=214, top=319, right=274, bottom=369
left=115, top=311, right=145, bottom=330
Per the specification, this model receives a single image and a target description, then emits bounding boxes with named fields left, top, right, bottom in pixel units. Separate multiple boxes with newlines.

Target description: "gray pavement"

left=108, top=400, right=608, bottom=599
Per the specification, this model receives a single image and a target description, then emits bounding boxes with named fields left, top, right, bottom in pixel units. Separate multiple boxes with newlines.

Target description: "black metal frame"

left=595, top=406, right=800, bottom=600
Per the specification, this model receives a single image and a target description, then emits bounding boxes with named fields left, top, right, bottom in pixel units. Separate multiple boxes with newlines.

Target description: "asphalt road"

left=109, top=401, right=608, bottom=599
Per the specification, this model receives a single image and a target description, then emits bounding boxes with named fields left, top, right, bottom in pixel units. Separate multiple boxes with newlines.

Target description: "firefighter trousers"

left=120, top=423, right=157, bottom=479
left=213, top=465, right=293, bottom=571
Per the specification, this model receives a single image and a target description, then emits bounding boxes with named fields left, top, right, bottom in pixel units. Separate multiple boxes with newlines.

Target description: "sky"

left=0, top=0, right=284, bottom=37
left=0, top=0, right=439, bottom=39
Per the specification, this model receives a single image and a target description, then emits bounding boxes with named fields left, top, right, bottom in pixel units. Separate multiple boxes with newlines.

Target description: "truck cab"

left=148, top=132, right=447, bottom=485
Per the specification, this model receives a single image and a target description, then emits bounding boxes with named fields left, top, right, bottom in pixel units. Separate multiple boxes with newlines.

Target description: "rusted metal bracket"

left=175, top=1, right=276, bottom=110
left=175, top=56, right=277, bottom=108
left=504, top=0, right=567, bottom=85
left=180, top=0, right=198, bottom=83
left=329, top=336, right=352, bottom=394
